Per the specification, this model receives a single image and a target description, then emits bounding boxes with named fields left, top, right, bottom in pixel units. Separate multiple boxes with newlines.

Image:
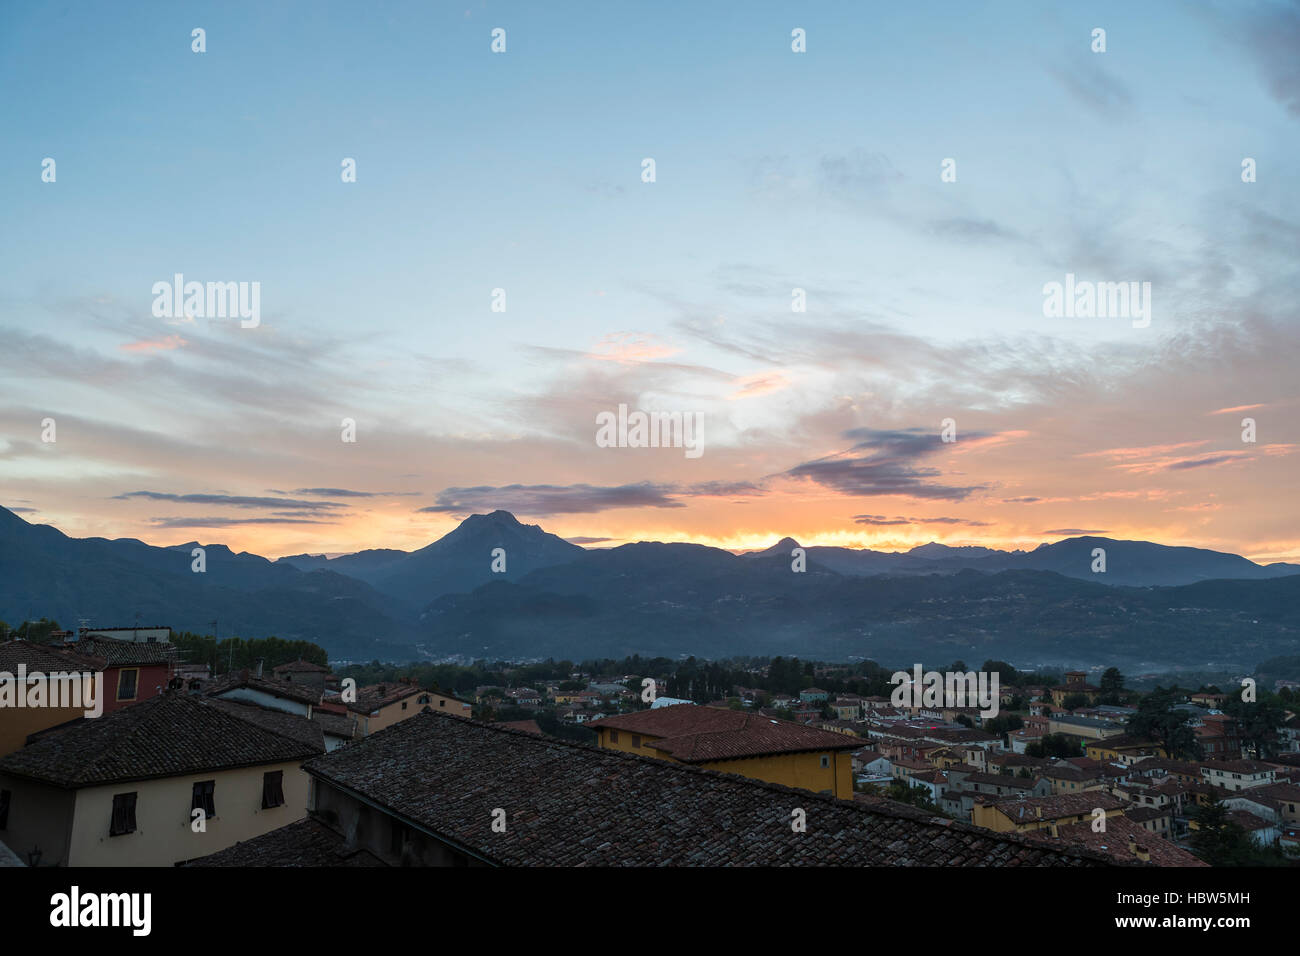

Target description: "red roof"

left=588, top=704, right=860, bottom=763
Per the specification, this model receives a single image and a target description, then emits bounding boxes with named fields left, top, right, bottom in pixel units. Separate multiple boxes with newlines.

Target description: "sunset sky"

left=1, top=0, right=1297, bottom=562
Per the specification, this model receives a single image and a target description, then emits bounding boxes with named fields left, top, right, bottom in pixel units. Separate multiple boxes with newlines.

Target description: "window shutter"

left=262, top=770, right=285, bottom=809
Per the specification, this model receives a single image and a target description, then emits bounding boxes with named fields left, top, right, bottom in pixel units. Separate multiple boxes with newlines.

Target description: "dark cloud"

left=1002, top=496, right=1042, bottom=504
left=1042, top=528, right=1108, bottom=536
left=1243, top=0, right=1300, bottom=117
left=682, top=481, right=766, bottom=497
left=565, top=537, right=611, bottom=544
left=420, top=478, right=768, bottom=518
left=786, top=428, right=986, bottom=501
left=288, top=488, right=420, bottom=498
left=115, top=491, right=346, bottom=511
left=149, top=516, right=335, bottom=528
left=1165, top=454, right=1242, bottom=471
left=419, top=483, right=687, bottom=516
left=853, top=513, right=990, bottom=527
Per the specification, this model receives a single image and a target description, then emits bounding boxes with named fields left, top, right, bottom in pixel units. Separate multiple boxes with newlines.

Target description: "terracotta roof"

left=1124, top=806, right=1168, bottom=822
left=1047, top=815, right=1206, bottom=867
left=960, top=772, right=1042, bottom=791
left=272, top=659, right=332, bottom=674
left=990, top=791, right=1126, bottom=824
left=1245, top=781, right=1300, bottom=806
left=298, top=711, right=1118, bottom=867
left=70, top=637, right=176, bottom=667
left=588, top=705, right=860, bottom=763
left=1226, top=809, right=1274, bottom=831
left=205, top=672, right=322, bottom=706
left=184, top=817, right=385, bottom=867
left=0, top=640, right=102, bottom=673
left=202, top=697, right=327, bottom=752
left=1039, top=764, right=1095, bottom=781
left=340, top=682, right=424, bottom=714
left=0, top=693, right=320, bottom=788
left=311, top=711, right=358, bottom=740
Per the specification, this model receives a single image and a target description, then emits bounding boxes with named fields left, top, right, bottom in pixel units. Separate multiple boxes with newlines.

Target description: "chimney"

left=1128, top=839, right=1150, bottom=862
left=239, top=667, right=250, bottom=682
left=254, top=658, right=264, bottom=678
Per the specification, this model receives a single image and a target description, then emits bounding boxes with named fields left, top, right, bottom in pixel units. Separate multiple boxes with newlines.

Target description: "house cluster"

left=4, top=643, right=1297, bottom=867
left=819, top=683, right=1300, bottom=865
left=0, top=630, right=477, bottom=866
left=474, top=674, right=646, bottom=723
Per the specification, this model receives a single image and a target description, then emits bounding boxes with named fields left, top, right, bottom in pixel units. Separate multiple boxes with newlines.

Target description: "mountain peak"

left=465, top=510, right=522, bottom=527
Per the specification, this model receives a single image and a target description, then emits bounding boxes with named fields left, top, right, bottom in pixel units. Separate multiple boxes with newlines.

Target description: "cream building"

left=0, top=693, right=320, bottom=866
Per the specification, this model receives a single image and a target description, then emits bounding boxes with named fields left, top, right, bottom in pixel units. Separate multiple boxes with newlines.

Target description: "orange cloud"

left=728, top=371, right=790, bottom=399
left=586, top=332, right=680, bottom=364
left=120, top=334, right=187, bottom=353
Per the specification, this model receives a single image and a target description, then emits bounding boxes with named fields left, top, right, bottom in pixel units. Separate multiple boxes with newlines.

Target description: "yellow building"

left=0, top=693, right=319, bottom=866
left=1084, top=735, right=1168, bottom=763
left=344, top=681, right=472, bottom=736
left=1049, top=671, right=1101, bottom=707
left=588, top=704, right=857, bottom=798
left=972, top=791, right=1127, bottom=835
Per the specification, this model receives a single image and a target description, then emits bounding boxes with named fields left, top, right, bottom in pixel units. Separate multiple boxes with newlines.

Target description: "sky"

left=1, top=0, right=1297, bottom=561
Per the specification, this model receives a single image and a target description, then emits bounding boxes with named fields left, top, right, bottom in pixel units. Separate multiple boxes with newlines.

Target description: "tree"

left=1187, top=798, right=1288, bottom=866
left=1127, top=687, right=1201, bottom=760
left=981, top=660, right=1022, bottom=686
left=1222, top=695, right=1287, bottom=758
left=1099, top=667, right=1125, bottom=703
left=1026, top=734, right=1079, bottom=759
left=1061, top=693, right=1089, bottom=711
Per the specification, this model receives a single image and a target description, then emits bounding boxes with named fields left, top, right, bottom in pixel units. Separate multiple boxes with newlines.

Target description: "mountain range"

left=2, top=504, right=1297, bottom=669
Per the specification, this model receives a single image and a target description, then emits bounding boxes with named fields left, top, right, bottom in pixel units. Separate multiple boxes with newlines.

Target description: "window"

left=631, top=735, right=641, bottom=748
left=0, top=789, right=10, bottom=830
left=820, top=754, right=830, bottom=769
left=261, top=771, right=285, bottom=809
left=110, top=792, right=137, bottom=836
left=401, top=701, right=408, bottom=710
left=418, top=695, right=430, bottom=704
left=390, top=820, right=411, bottom=855
left=191, top=780, right=216, bottom=819
left=609, top=730, right=619, bottom=743
left=439, top=700, right=445, bottom=707
left=116, top=668, right=139, bottom=701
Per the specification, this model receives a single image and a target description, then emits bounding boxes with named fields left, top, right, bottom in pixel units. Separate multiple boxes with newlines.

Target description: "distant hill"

left=3, top=504, right=1297, bottom=667
left=743, top=534, right=1300, bottom=587
left=274, top=510, right=584, bottom=608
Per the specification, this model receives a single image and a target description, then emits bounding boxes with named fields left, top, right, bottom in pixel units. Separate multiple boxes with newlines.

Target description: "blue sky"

left=1, top=0, right=1297, bottom=560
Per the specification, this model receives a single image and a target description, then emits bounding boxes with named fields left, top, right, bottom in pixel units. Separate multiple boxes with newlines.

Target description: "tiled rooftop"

left=185, top=817, right=385, bottom=867
left=0, top=692, right=320, bottom=788
left=589, top=704, right=861, bottom=762
left=1047, top=815, right=1206, bottom=867
left=298, top=711, right=1119, bottom=866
